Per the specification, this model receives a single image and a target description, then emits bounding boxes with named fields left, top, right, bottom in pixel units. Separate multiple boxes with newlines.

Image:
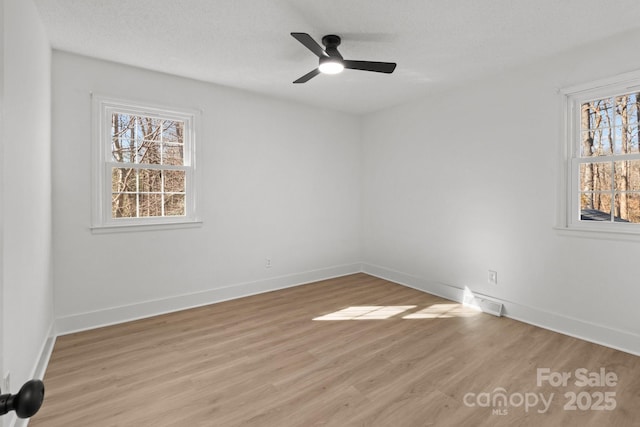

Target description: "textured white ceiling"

left=34, top=0, right=640, bottom=114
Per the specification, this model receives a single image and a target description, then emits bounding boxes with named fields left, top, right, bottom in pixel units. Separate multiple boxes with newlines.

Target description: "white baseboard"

left=362, top=263, right=640, bottom=357
left=55, top=263, right=363, bottom=336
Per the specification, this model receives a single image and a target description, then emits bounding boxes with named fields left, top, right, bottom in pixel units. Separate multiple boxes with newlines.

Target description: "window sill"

left=554, top=225, right=640, bottom=242
left=91, top=220, right=203, bottom=234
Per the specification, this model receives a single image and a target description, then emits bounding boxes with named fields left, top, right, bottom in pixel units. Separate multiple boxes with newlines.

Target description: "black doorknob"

left=0, top=379, right=45, bottom=419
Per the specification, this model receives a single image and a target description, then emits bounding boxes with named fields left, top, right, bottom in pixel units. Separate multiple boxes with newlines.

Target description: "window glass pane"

left=615, top=193, right=640, bottom=223
left=582, top=95, right=640, bottom=157
left=138, top=142, right=162, bottom=164
left=137, top=117, right=163, bottom=141
left=573, top=91, right=640, bottom=228
left=580, top=131, right=595, bottom=157
left=620, top=125, right=640, bottom=154
left=582, top=99, right=614, bottom=131
left=626, top=160, right=640, bottom=191
left=613, top=160, right=640, bottom=191
left=581, top=127, right=613, bottom=157
left=112, top=138, right=136, bottom=163
left=162, top=120, right=184, bottom=143
left=612, top=94, right=636, bottom=154
left=614, top=94, right=639, bottom=127
left=164, top=194, right=185, bottom=216
left=139, top=194, right=163, bottom=217
left=139, top=169, right=163, bottom=193
left=162, top=144, right=184, bottom=166
left=112, top=193, right=137, bottom=218
left=112, top=168, right=137, bottom=193
left=614, top=96, right=626, bottom=127
left=110, top=169, right=187, bottom=219
left=613, top=126, right=625, bottom=154
left=114, top=114, right=139, bottom=145
left=628, top=125, right=640, bottom=152
left=580, top=162, right=611, bottom=192
left=112, top=113, right=135, bottom=138
left=110, top=171, right=187, bottom=218
left=164, top=170, right=185, bottom=193
left=626, top=93, right=640, bottom=131
left=580, top=193, right=612, bottom=221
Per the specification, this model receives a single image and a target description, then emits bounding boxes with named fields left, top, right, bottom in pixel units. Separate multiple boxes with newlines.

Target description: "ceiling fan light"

left=319, top=60, right=344, bottom=74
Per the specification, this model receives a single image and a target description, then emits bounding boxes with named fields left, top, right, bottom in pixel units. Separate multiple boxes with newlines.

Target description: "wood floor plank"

left=30, top=273, right=640, bottom=426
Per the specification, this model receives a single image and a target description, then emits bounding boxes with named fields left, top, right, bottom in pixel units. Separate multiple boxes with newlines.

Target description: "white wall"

left=2, top=0, right=54, bottom=425
left=362, top=28, right=640, bottom=355
left=51, top=52, right=362, bottom=332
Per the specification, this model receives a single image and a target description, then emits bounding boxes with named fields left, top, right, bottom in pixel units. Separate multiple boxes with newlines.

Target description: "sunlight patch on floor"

left=313, top=303, right=481, bottom=321
left=313, top=306, right=417, bottom=320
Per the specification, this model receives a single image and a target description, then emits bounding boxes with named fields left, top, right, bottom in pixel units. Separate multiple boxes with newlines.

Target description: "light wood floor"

left=31, top=274, right=640, bottom=426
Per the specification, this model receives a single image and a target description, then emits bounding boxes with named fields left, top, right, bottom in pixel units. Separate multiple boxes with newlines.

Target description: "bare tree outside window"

left=579, top=93, right=640, bottom=223
left=110, top=113, right=186, bottom=219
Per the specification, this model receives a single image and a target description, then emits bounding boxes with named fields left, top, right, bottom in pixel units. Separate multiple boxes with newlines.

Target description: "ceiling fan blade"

left=293, top=68, right=321, bottom=84
left=291, top=33, right=328, bottom=58
left=343, top=60, right=397, bottom=74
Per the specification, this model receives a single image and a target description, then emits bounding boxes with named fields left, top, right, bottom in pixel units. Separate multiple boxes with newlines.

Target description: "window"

left=92, top=95, right=200, bottom=230
left=563, top=72, right=640, bottom=234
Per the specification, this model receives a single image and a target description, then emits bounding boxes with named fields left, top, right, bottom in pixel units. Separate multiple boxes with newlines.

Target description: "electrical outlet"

left=265, top=258, right=272, bottom=268
left=488, top=270, right=498, bottom=285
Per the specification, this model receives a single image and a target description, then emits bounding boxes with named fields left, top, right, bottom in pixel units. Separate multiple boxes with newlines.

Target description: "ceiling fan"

left=290, top=32, right=397, bottom=83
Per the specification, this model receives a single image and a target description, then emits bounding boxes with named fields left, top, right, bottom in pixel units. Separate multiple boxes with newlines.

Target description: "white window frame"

left=560, top=70, right=640, bottom=238
left=91, top=94, right=201, bottom=232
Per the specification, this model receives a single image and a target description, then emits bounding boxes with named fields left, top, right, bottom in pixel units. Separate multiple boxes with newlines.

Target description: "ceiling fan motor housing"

left=322, top=35, right=341, bottom=48
left=322, top=35, right=342, bottom=57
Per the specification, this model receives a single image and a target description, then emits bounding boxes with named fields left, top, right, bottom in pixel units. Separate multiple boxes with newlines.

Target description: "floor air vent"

left=463, top=291, right=504, bottom=317
left=476, top=297, right=504, bottom=317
